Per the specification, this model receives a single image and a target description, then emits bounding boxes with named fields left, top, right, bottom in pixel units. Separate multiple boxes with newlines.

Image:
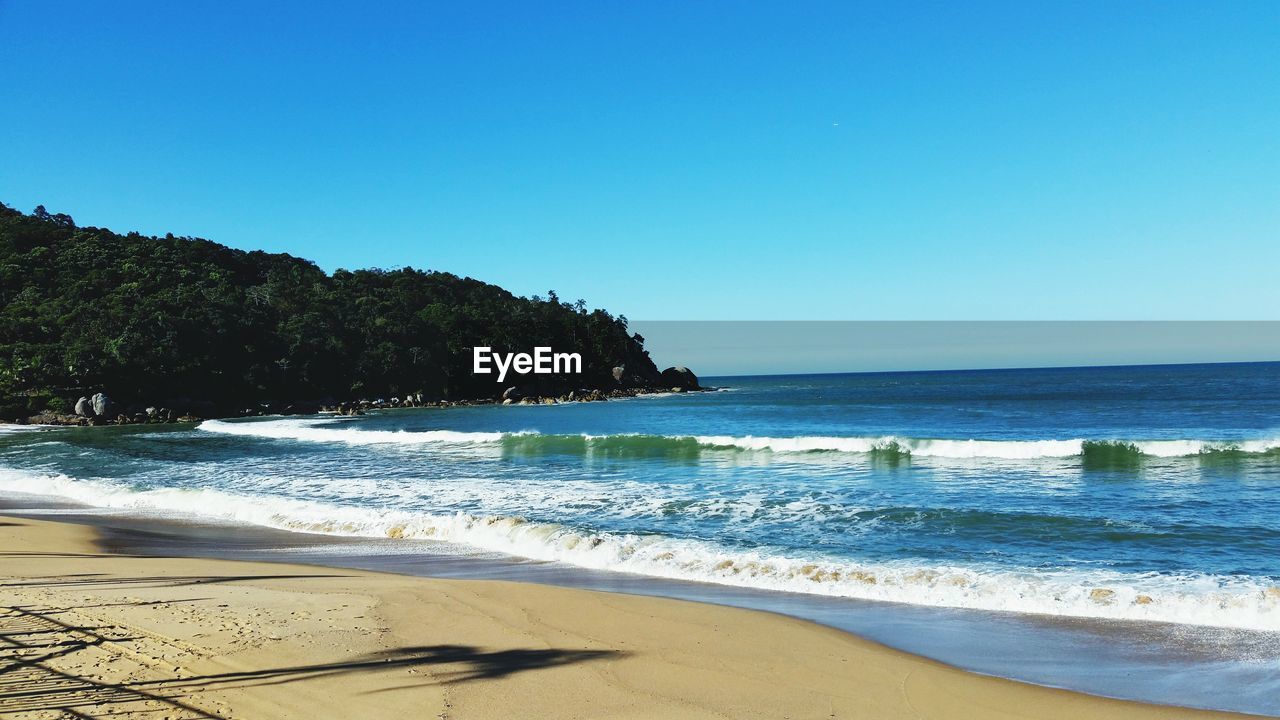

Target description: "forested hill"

left=0, top=203, right=691, bottom=422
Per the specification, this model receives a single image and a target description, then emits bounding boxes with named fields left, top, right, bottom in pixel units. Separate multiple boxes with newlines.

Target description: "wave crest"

left=196, top=420, right=1280, bottom=461
left=1, top=467, right=1277, bottom=631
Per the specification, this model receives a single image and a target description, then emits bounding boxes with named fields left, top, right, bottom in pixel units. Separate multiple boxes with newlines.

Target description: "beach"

left=1, top=514, right=1251, bottom=719
left=2, top=365, right=1279, bottom=715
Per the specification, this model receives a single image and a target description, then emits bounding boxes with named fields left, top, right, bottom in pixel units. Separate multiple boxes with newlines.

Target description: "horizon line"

left=702, top=358, right=1280, bottom=380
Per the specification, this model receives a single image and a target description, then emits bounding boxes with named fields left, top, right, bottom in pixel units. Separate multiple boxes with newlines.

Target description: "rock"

left=1089, top=588, right=1116, bottom=604
left=90, top=392, right=113, bottom=418
left=502, top=387, right=522, bottom=401
left=659, top=367, right=699, bottom=390
left=502, top=398, right=515, bottom=405
left=1134, top=595, right=1154, bottom=605
left=612, top=366, right=626, bottom=383
left=75, top=397, right=94, bottom=418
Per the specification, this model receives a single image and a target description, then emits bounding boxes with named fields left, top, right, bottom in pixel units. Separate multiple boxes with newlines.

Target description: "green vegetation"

left=0, top=203, right=662, bottom=420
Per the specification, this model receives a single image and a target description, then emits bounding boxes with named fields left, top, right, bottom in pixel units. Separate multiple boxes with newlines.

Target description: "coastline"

left=0, top=514, right=1251, bottom=719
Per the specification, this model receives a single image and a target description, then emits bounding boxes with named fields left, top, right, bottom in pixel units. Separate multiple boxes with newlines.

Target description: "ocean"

left=3, top=361, right=1279, bottom=712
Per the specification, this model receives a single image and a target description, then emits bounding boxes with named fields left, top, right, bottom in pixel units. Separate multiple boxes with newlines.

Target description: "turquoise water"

left=2, top=362, right=1278, bottom=633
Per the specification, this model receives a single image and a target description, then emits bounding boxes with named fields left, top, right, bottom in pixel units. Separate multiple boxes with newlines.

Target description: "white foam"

left=1133, top=439, right=1280, bottom=457
left=694, top=435, right=1280, bottom=459
left=195, top=419, right=1280, bottom=460
left=0, top=424, right=60, bottom=435
left=2, top=467, right=1275, bottom=632
left=695, top=435, right=1084, bottom=458
left=198, top=418, right=511, bottom=445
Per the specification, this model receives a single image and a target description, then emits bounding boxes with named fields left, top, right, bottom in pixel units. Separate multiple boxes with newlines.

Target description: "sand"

left=0, top=515, right=1249, bottom=719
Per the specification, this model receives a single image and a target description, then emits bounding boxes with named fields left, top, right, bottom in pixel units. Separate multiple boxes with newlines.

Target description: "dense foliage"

left=0, top=203, right=659, bottom=419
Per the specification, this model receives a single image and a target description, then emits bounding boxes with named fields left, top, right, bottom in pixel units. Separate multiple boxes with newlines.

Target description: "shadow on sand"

left=1, top=572, right=619, bottom=718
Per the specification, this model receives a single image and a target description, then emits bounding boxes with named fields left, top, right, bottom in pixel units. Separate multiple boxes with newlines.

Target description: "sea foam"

left=197, top=419, right=1280, bottom=460
left=2, top=466, right=1276, bottom=632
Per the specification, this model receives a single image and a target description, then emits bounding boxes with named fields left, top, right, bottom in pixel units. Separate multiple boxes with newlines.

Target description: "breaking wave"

left=199, top=418, right=512, bottom=445
left=196, top=419, right=1280, bottom=460
left=1, top=467, right=1276, bottom=631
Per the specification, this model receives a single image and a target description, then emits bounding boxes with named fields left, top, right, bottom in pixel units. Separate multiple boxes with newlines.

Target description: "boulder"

left=502, top=387, right=522, bottom=401
left=74, top=397, right=94, bottom=418
left=90, top=392, right=113, bottom=418
left=658, top=366, right=699, bottom=390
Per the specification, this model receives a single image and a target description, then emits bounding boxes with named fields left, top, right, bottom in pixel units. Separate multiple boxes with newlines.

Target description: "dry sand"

left=0, top=515, right=1249, bottom=719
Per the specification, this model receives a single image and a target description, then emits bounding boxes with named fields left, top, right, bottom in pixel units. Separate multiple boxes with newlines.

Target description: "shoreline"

left=5, top=384, right=717, bottom=427
left=3, top=485, right=1280, bottom=715
left=0, top=513, right=1254, bottom=719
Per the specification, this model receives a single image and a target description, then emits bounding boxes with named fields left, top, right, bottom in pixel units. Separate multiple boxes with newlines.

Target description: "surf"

left=195, top=419, right=1280, bottom=460
left=1, top=466, right=1276, bottom=632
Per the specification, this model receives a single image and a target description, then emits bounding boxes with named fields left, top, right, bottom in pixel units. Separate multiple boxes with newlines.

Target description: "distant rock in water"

left=659, top=366, right=699, bottom=390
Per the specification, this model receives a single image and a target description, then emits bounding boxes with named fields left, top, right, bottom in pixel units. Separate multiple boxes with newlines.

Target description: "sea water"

left=2, top=362, right=1278, bottom=709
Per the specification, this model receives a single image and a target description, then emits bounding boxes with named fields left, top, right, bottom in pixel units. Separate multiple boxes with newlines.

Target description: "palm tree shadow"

left=3, top=599, right=622, bottom=718
left=140, top=643, right=621, bottom=695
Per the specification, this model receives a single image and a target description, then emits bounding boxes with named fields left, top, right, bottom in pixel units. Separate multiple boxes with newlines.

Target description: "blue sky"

left=2, top=1, right=1277, bottom=320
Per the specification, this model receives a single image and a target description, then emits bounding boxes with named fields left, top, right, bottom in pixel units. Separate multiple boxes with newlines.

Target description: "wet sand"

left=0, top=515, right=1252, bottom=719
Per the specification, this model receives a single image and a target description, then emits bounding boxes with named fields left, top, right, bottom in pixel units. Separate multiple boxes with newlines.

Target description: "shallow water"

left=4, top=500, right=1278, bottom=715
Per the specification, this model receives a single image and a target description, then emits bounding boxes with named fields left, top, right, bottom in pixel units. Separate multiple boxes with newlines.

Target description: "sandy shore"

left=0, top=515, right=1249, bottom=719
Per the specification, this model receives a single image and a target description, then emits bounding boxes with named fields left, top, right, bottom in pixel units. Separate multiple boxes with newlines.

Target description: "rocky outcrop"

left=90, top=392, right=113, bottom=418
left=72, top=393, right=114, bottom=419
left=610, top=364, right=664, bottom=389
left=9, top=359, right=712, bottom=427
left=659, top=366, right=699, bottom=390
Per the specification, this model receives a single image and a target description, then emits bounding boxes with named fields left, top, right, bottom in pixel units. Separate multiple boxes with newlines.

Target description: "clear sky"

left=2, top=1, right=1277, bottom=320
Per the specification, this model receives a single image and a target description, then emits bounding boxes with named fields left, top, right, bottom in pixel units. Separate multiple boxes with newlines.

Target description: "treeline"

left=0, top=203, right=666, bottom=420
